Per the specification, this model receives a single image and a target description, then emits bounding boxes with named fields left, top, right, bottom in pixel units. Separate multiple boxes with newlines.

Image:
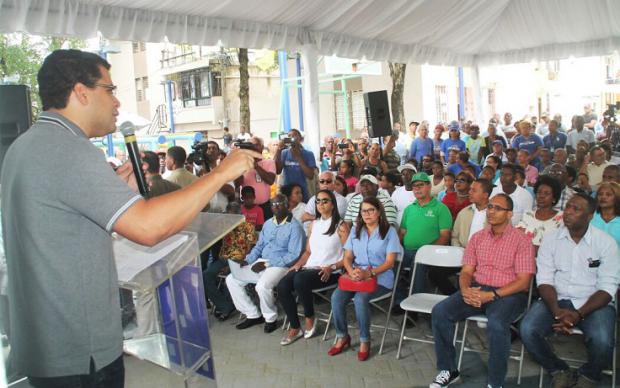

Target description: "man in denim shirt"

left=520, top=194, right=620, bottom=388
left=226, top=194, right=305, bottom=333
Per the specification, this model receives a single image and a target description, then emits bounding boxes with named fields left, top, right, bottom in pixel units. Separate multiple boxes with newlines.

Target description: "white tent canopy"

left=2, top=0, right=619, bottom=66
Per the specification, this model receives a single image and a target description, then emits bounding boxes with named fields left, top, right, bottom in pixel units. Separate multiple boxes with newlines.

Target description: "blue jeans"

left=520, top=299, right=616, bottom=382
left=431, top=287, right=527, bottom=387
left=203, top=259, right=235, bottom=314
left=29, top=356, right=124, bottom=388
left=331, top=286, right=390, bottom=343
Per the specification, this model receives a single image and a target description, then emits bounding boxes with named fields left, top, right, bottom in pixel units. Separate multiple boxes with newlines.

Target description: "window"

left=139, top=42, right=146, bottom=52
left=464, top=87, right=474, bottom=120
left=605, top=56, right=620, bottom=84
left=132, top=42, right=139, bottom=53
left=488, top=88, right=496, bottom=115
left=435, top=85, right=448, bottom=123
left=180, top=68, right=212, bottom=107
left=135, top=78, right=143, bottom=102
left=351, top=90, right=366, bottom=130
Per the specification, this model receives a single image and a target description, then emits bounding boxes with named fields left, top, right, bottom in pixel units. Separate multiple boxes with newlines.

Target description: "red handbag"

left=338, top=268, right=378, bottom=293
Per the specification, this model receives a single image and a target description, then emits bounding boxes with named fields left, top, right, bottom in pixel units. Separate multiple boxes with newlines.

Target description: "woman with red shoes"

left=328, top=197, right=401, bottom=361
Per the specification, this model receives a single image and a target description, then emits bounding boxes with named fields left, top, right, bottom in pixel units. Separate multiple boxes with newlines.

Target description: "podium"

left=115, top=213, right=244, bottom=387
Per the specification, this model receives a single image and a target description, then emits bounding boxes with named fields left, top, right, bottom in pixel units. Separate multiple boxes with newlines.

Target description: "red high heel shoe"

left=357, top=342, right=371, bottom=361
left=327, top=335, right=351, bottom=356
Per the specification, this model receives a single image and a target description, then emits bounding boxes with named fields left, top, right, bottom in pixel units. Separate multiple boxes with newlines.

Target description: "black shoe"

left=214, top=310, right=235, bottom=322
left=235, top=317, right=264, bottom=330
left=264, top=320, right=279, bottom=333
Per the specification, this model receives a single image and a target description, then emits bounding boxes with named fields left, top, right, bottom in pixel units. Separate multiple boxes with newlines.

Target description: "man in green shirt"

left=397, top=172, right=452, bottom=303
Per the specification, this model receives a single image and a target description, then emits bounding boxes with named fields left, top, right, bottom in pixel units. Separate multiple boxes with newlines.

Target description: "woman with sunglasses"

left=442, top=171, right=473, bottom=221
left=277, top=190, right=350, bottom=345
left=328, top=197, right=401, bottom=361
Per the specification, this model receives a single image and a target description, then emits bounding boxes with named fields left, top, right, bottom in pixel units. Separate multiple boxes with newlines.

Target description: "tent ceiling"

left=2, top=0, right=620, bottom=66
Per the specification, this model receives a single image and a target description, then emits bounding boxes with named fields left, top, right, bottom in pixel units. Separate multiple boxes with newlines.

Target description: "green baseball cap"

left=411, top=172, right=431, bottom=183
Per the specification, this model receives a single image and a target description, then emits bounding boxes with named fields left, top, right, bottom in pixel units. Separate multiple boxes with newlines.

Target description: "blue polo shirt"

left=344, top=226, right=402, bottom=289
left=441, top=138, right=466, bottom=157
left=591, top=212, right=620, bottom=247
left=447, top=161, right=481, bottom=176
left=511, top=134, right=543, bottom=168
left=543, top=132, right=567, bottom=152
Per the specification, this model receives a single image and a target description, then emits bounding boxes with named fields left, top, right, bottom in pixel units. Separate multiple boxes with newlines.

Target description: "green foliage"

left=0, top=33, right=85, bottom=117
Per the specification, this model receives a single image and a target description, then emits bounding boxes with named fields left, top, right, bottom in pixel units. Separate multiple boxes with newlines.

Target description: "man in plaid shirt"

left=429, top=193, right=536, bottom=388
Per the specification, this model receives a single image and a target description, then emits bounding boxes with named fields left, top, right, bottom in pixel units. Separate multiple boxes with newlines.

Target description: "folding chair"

left=322, top=251, right=404, bottom=344
left=394, top=245, right=465, bottom=359
left=537, top=306, right=617, bottom=388
left=456, top=280, right=534, bottom=385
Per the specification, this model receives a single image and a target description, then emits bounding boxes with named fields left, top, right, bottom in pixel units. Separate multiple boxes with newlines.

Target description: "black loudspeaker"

left=364, top=90, right=392, bottom=138
left=0, top=85, right=32, bottom=173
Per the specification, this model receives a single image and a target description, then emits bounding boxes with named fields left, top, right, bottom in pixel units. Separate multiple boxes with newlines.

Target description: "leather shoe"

left=303, top=318, right=318, bottom=339
left=235, top=317, right=264, bottom=330
left=264, top=320, right=279, bottom=333
left=280, top=329, right=304, bottom=346
left=327, top=335, right=351, bottom=356
left=357, top=342, right=371, bottom=361
left=214, top=310, right=234, bottom=322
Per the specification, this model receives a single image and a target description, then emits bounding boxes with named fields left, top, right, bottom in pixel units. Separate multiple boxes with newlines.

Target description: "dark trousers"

left=29, top=356, right=124, bottom=388
left=277, top=269, right=338, bottom=329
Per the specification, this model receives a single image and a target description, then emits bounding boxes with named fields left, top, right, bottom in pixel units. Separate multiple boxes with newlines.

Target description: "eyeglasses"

left=486, top=204, right=511, bottom=212
left=360, top=208, right=377, bottom=215
left=319, top=180, right=333, bottom=184
left=316, top=198, right=332, bottom=204
left=270, top=201, right=286, bottom=207
left=95, top=83, right=117, bottom=95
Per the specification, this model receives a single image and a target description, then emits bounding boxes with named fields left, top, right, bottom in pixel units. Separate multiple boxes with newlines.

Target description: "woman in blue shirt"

left=591, top=181, right=620, bottom=247
left=328, top=197, right=401, bottom=361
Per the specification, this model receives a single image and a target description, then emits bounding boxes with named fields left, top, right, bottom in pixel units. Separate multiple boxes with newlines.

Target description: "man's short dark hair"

left=38, top=49, right=111, bottom=110
left=502, top=163, right=518, bottom=175
left=493, top=193, right=514, bottom=211
left=167, top=146, right=187, bottom=166
left=383, top=170, right=401, bottom=187
left=475, top=178, right=494, bottom=196
left=572, top=192, right=597, bottom=215
left=142, top=151, right=160, bottom=174
left=566, top=165, right=577, bottom=183
left=458, top=151, right=470, bottom=163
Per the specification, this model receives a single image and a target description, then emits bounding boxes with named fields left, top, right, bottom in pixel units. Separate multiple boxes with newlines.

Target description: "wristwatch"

left=330, top=264, right=337, bottom=271
left=370, top=270, right=377, bottom=278
left=491, top=289, right=501, bottom=300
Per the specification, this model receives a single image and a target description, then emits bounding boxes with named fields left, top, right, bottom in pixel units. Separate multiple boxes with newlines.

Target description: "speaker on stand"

left=0, top=85, right=32, bottom=173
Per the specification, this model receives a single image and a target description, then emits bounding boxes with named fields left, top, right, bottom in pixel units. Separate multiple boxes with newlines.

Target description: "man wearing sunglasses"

left=1, top=49, right=259, bottom=387
left=429, top=194, right=535, bottom=388
left=301, top=171, right=348, bottom=224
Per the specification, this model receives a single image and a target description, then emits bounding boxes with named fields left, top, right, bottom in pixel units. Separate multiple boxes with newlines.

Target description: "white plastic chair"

left=456, top=280, right=534, bottom=385
left=394, top=245, right=465, bottom=359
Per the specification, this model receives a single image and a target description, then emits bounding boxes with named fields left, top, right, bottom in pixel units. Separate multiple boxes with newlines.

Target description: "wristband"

left=492, top=289, right=501, bottom=300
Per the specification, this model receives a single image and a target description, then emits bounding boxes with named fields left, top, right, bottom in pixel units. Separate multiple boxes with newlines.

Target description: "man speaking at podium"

left=0, top=49, right=260, bottom=388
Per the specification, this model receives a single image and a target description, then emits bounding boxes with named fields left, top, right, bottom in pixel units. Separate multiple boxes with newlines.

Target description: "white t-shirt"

left=468, top=206, right=487, bottom=241
left=391, top=186, right=416, bottom=225
left=491, top=182, right=534, bottom=225
left=305, top=217, right=343, bottom=268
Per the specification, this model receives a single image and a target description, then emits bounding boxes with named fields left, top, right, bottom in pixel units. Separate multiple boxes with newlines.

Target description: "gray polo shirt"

left=0, top=112, right=142, bottom=377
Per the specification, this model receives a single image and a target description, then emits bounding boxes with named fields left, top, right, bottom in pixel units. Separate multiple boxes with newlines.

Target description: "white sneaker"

left=429, top=370, right=460, bottom=387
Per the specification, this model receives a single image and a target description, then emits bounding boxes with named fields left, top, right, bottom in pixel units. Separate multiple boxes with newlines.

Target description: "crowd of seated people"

left=141, top=109, right=619, bottom=388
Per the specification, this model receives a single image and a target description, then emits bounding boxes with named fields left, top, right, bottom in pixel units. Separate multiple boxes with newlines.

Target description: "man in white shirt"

left=520, top=194, right=619, bottom=388
left=391, top=163, right=416, bottom=225
left=580, top=146, right=610, bottom=192
left=490, top=163, right=533, bottom=225
left=451, top=178, right=492, bottom=247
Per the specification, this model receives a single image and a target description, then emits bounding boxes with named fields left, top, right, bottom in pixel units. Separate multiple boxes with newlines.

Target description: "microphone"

left=119, top=121, right=149, bottom=197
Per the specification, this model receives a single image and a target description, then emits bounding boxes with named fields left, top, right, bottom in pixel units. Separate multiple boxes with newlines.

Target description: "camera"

left=337, top=142, right=348, bottom=149
left=279, top=133, right=295, bottom=148
left=191, top=141, right=208, bottom=165
left=234, top=141, right=256, bottom=150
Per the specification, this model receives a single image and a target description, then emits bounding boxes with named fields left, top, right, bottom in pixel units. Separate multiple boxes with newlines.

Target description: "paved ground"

left=8, top=300, right=618, bottom=388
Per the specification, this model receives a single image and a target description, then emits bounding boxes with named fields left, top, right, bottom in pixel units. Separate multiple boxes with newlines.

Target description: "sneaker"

left=235, top=317, right=264, bottom=330
left=551, top=369, right=575, bottom=388
left=572, top=374, right=596, bottom=388
left=429, top=370, right=460, bottom=388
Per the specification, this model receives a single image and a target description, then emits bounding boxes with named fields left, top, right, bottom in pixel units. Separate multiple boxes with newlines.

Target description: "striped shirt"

left=464, top=224, right=536, bottom=287
left=344, top=191, right=398, bottom=226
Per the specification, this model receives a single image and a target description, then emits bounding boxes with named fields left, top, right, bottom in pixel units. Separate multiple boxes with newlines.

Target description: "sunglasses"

left=316, top=198, right=332, bottom=204
left=319, top=179, right=333, bottom=184
left=270, top=201, right=286, bottom=207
